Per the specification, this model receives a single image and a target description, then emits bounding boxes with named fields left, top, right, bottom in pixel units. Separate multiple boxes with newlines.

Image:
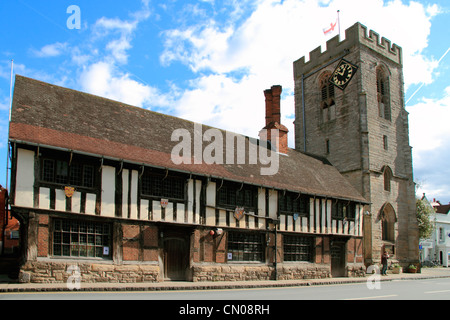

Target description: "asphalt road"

left=1, top=277, right=449, bottom=300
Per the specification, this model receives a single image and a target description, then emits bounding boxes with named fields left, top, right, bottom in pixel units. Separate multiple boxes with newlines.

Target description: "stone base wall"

left=192, top=263, right=335, bottom=282
left=347, top=263, right=367, bottom=277
left=19, top=260, right=366, bottom=283
left=277, top=264, right=331, bottom=280
left=19, top=261, right=159, bottom=284
left=192, top=265, right=274, bottom=282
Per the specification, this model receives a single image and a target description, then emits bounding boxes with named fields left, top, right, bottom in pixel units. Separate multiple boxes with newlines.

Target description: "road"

left=1, top=277, right=449, bottom=300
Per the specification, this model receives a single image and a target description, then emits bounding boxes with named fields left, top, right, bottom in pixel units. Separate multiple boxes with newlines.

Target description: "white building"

left=420, top=196, right=450, bottom=267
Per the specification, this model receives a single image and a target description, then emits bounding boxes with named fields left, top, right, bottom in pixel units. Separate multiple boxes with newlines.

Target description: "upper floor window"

left=141, top=172, right=185, bottom=201
left=377, top=68, right=391, bottom=121
left=439, top=227, right=445, bottom=242
left=217, top=182, right=256, bottom=211
left=42, top=158, right=95, bottom=188
left=332, top=200, right=356, bottom=220
left=279, top=191, right=309, bottom=216
left=319, top=72, right=336, bottom=123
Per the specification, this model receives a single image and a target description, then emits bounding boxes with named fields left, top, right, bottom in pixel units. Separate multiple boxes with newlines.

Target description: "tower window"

left=383, top=135, right=388, bottom=150
left=377, top=68, right=391, bottom=121
left=383, top=166, right=393, bottom=192
left=319, top=73, right=336, bottom=123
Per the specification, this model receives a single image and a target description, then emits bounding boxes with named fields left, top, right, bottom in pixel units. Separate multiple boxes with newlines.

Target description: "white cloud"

left=32, top=42, right=68, bottom=58
left=408, top=86, right=450, bottom=153
left=93, top=17, right=137, bottom=36
left=408, top=86, right=450, bottom=201
left=79, top=61, right=173, bottom=109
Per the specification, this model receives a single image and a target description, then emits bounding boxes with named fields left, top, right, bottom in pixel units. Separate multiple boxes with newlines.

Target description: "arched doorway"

left=379, top=203, right=397, bottom=242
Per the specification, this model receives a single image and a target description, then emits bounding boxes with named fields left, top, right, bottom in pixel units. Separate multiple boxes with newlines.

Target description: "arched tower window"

left=376, top=67, right=391, bottom=121
left=383, top=166, right=393, bottom=192
left=319, top=72, right=335, bottom=123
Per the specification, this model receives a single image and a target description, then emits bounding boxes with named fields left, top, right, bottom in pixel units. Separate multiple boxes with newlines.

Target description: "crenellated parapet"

left=294, top=22, right=402, bottom=79
left=358, top=23, right=402, bottom=65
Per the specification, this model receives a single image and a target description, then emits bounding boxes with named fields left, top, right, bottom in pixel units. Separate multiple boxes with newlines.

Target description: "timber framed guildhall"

left=8, top=75, right=367, bottom=283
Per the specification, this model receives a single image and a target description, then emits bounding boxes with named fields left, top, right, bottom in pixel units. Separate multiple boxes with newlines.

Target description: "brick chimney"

left=259, top=85, right=289, bottom=154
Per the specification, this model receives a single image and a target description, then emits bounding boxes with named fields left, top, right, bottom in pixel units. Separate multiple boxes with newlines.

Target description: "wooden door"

left=164, top=238, right=188, bottom=281
left=331, top=241, right=346, bottom=277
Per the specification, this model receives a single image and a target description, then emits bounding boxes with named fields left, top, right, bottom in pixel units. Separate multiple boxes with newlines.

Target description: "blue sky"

left=0, top=0, right=449, bottom=203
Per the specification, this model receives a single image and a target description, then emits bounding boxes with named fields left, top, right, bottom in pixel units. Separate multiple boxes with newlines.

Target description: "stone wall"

left=19, top=260, right=366, bottom=284
left=19, top=260, right=159, bottom=284
left=192, top=263, right=333, bottom=282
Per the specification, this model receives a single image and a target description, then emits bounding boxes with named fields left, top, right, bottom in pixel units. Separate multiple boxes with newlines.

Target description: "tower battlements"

left=294, top=22, right=402, bottom=79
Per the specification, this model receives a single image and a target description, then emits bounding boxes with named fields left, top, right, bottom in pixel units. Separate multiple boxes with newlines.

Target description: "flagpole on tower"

left=337, top=10, right=341, bottom=39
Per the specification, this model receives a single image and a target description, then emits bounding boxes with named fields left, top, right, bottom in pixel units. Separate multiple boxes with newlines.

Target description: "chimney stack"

left=271, top=85, right=282, bottom=124
left=260, top=85, right=289, bottom=154
left=264, top=89, right=273, bottom=126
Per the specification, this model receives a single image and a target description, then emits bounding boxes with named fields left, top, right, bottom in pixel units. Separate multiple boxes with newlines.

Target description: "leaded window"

left=141, top=173, right=185, bottom=200
left=53, top=219, right=111, bottom=259
left=227, top=232, right=265, bottom=262
left=42, top=158, right=95, bottom=188
left=283, top=235, right=313, bottom=262
left=217, top=182, right=256, bottom=210
left=332, top=200, right=356, bottom=220
left=279, top=192, right=309, bottom=216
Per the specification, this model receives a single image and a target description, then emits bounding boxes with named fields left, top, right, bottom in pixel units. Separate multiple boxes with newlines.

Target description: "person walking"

left=381, top=251, right=390, bottom=276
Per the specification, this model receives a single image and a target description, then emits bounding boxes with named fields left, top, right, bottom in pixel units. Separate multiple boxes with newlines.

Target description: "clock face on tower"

left=329, top=59, right=358, bottom=90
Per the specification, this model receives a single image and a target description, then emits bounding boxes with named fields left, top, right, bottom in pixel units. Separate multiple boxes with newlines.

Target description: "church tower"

left=293, top=23, right=419, bottom=267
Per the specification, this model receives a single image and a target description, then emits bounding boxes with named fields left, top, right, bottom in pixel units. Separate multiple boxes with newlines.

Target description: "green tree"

left=416, top=198, right=435, bottom=240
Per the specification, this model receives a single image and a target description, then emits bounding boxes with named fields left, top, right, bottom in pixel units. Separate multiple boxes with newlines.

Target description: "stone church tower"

left=293, top=22, right=419, bottom=267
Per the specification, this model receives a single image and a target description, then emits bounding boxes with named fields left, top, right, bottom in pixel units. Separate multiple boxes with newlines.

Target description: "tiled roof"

left=9, top=75, right=367, bottom=203
left=435, top=204, right=450, bottom=215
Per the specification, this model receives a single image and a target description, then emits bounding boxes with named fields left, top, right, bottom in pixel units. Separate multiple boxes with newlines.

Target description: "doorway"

left=331, top=240, right=346, bottom=277
left=163, top=237, right=189, bottom=281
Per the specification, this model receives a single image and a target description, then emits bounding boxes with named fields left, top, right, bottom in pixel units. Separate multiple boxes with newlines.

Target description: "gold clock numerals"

left=329, top=59, right=358, bottom=90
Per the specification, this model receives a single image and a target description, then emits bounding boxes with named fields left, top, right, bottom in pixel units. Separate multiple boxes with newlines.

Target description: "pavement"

left=1, top=267, right=450, bottom=293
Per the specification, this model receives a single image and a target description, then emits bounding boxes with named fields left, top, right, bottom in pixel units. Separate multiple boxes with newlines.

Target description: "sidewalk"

left=1, top=267, right=449, bottom=293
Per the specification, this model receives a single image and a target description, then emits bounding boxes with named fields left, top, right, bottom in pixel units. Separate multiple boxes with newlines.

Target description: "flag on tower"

left=323, top=10, right=341, bottom=37
left=323, top=20, right=337, bottom=36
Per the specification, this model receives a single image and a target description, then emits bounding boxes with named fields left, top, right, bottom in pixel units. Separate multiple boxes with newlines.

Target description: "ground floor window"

left=227, top=232, right=265, bottom=262
left=283, top=235, right=313, bottom=262
left=52, top=218, right=111, bottom=259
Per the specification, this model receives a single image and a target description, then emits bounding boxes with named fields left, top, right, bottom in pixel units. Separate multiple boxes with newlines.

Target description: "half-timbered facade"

left=9, top=75, right=367, bottom=283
